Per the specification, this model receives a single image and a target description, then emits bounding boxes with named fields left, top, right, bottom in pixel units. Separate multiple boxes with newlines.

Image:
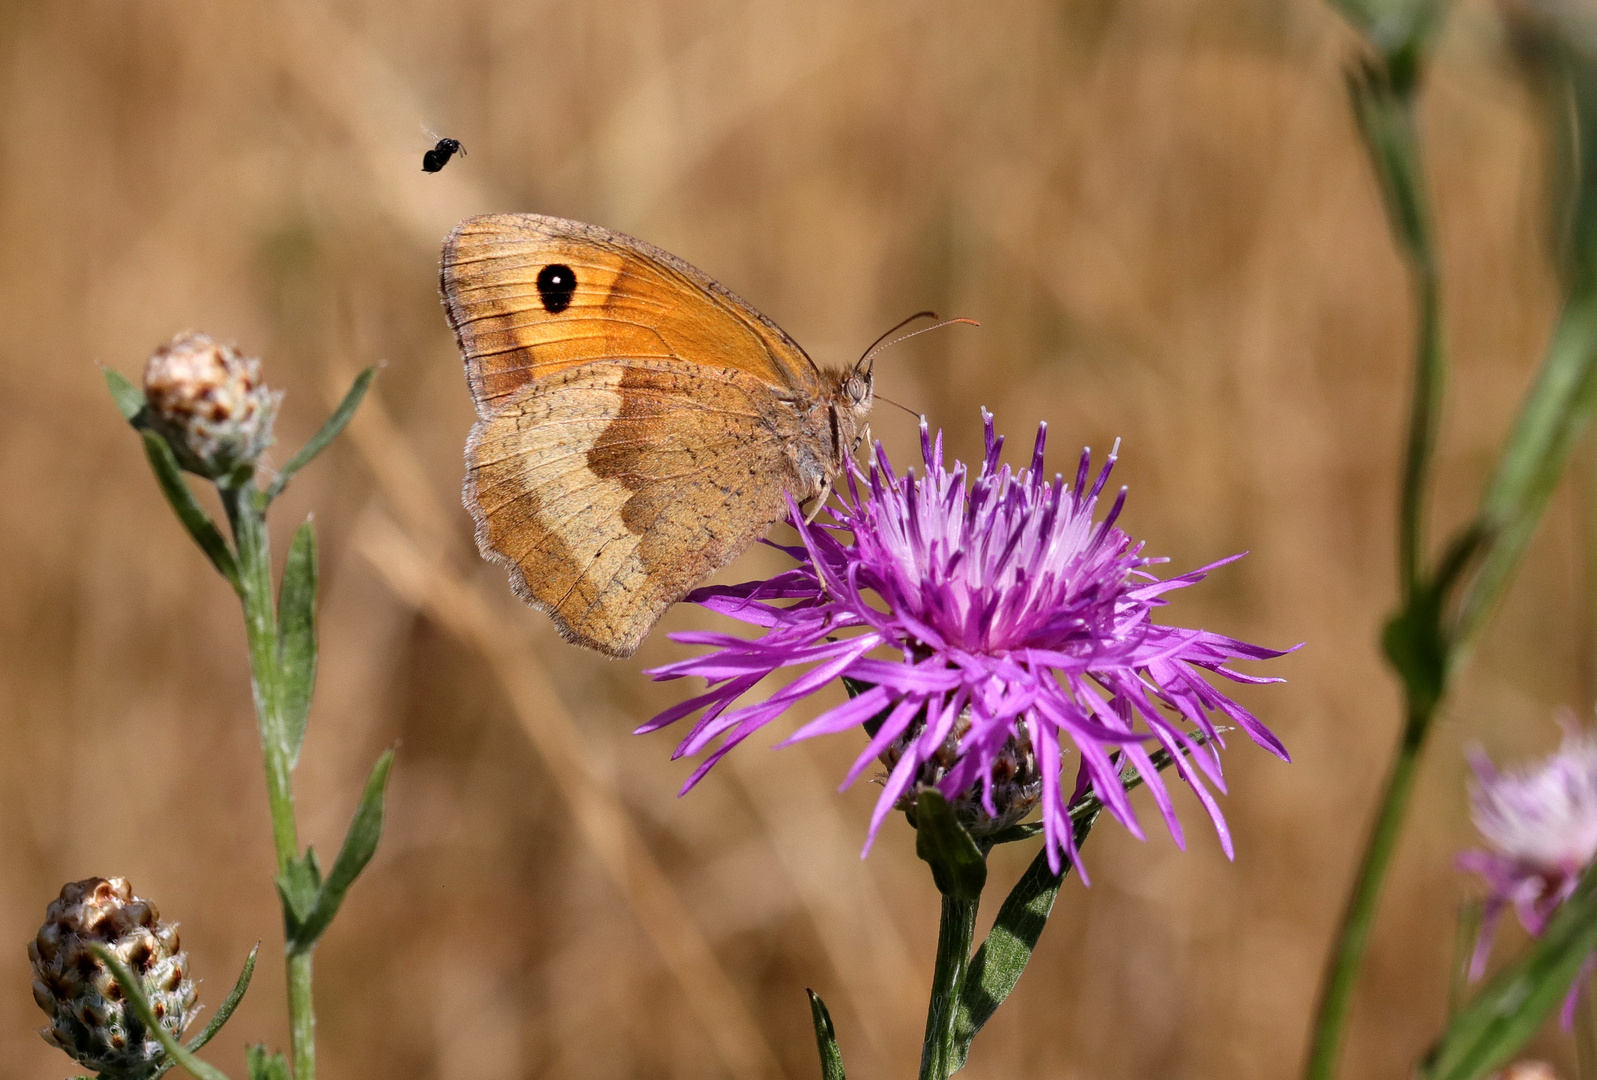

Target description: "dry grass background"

left=0, top=0, right=1587, bottom=1076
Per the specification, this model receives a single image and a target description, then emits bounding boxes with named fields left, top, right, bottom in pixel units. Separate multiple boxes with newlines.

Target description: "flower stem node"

left=142, top=332, right=281, bottom=484
left=28, top=878, right=197, bottom=1080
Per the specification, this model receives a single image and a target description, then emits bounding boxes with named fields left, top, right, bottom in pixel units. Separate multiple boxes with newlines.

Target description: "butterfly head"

left=845, top=359, right=874, bottom=410
left=839, top=359, right=875, bottom=446
left=813, top=363, right=874, bottom=484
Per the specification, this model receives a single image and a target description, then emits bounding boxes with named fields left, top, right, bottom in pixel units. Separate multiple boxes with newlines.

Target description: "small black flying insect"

left=422, top=137, right=465, bottom=173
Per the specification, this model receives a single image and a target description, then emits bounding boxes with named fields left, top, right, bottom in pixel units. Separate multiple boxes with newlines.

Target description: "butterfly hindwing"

left=465, top=360, right=800, bottom=656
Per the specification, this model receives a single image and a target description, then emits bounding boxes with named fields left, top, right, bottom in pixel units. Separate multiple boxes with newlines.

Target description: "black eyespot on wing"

left=537, top=264, right=577, bottom=313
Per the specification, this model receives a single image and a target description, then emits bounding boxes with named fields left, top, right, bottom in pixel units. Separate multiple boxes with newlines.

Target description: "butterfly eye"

left=845, top=376, right=867, bottom=404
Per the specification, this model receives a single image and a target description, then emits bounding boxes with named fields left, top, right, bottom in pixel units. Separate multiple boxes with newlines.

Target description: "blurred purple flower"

left=641, top=412, right=1293, bottom=876
left=1460, top=728, right=1597, bottom=1019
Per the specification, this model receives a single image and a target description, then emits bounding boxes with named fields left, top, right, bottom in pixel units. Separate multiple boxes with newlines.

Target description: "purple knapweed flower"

left=641, top=411, right=1292, bottom=877
left=1460, top=728, right=1597, bottom=1015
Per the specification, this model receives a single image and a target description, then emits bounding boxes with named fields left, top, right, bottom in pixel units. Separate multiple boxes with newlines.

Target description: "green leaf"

left=1422, top=866, right=1597, bottom=1080
left=806, top=989, right=847, bottom=1080
left=103, top=366, right=146, bottom=423
left=277, top=521, right=318, bottom=766
left=187, top=943, right=258, bottom=1051
left=150, top=945, right=260, bottom=1078
left=139, top=431, right=241, bottom=591
left=949, top=808, right=1099, bottom=1070
left=1329, top=0, right=1445, bottom=90
left=288, top=749, right=394, bottom=953
left=89, top=944, right=234, bottom=1080
left=913, top=788, right=987, bottom=901
left=1456, top=292, right=1597, bottom=647
left=276, top=849, right=321, bottom=928
left=264, top=367, right=375, bottom=502
left=245, top=1045, right=290, bottom=1080
left=1456, top=47, right=1597, bottom=649
left=985, top=821, right=1044, bottom=845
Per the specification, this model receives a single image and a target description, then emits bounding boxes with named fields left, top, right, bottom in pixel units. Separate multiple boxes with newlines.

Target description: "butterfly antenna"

left=858, top=315, right=980, bottom=375
left=873, top=393, right=923, bottom=420
left=857, top=311, right=938, bottom=367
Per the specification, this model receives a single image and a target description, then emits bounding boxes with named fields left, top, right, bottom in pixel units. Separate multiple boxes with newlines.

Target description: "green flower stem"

left=221, top=484, right=314, bottom=1080
left=919, top=892, right=980, bottom=1080
left=288, top=951, right=316, bottom=1080
left=223, top=486, right=300, bottom=867
left=1400, top=249, right=1444, bottom=603
left=1307, top=20, right=1597, bottom=1079
left=1306, top=55, right=1446, bottom=1080
left=1305, top=701, right=1430, bottom=1080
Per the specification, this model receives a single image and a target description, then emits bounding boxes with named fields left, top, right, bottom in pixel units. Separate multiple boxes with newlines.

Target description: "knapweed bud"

left=28, top=878, right=197, bottom=1079
left=142, top=332, right=280, bottom=481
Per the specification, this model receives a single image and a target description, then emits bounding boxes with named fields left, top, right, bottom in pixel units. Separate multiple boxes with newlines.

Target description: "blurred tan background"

left=0, top=0, right=1589, bottom=1076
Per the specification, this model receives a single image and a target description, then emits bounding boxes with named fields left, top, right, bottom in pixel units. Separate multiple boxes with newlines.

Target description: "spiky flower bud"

left=142, top=332, right=280, bottom=481
left=28, top=878, right=197, bottom=1079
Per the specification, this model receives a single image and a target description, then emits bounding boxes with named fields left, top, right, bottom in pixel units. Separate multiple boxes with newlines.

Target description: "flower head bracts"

left=1461, top=728, right=1597, bottom=997
left=643, top=411, right=1292, bottom=876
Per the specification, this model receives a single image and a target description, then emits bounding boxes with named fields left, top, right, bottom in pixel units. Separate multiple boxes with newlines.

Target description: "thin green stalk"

left=222, top=484, right=314, bottom=1080
left=920, top=893, right=980, bottom=1080
left=1305, top=57, right=1448, bottom=1080
left=288, top=952, right=316, bottom=1080
left=1400, top=255, right=1444, bottom=603
left=224, top=486, right=299, bottom=867
left=1305, top=703, right=1431, bottom=1080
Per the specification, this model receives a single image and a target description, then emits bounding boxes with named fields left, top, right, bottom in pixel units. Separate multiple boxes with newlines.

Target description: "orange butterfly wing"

left=442, top=213, right=831, bottom=657
left=445, top=213, right=822, bottom=405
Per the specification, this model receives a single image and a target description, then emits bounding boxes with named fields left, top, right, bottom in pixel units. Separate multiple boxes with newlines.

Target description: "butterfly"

left=440, top=213, right=876, bottom=658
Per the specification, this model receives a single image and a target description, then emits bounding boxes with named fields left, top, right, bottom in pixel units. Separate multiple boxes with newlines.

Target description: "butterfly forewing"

left=444, top=214, right=821, bottom=404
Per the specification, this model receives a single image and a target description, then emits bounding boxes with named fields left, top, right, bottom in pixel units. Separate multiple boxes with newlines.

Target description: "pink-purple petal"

left=641, top=413, right=1290, bottom=877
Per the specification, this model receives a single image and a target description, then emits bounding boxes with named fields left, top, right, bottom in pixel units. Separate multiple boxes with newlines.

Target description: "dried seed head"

left=28, top=878, right=196, bottom=1079
left=142, top=332, right=280, bottom=481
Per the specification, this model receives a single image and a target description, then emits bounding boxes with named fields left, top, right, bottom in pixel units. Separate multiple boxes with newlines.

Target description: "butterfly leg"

left=860, top=423, right=872, bottom=455
left=804, top=479, right=834, bottom=525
